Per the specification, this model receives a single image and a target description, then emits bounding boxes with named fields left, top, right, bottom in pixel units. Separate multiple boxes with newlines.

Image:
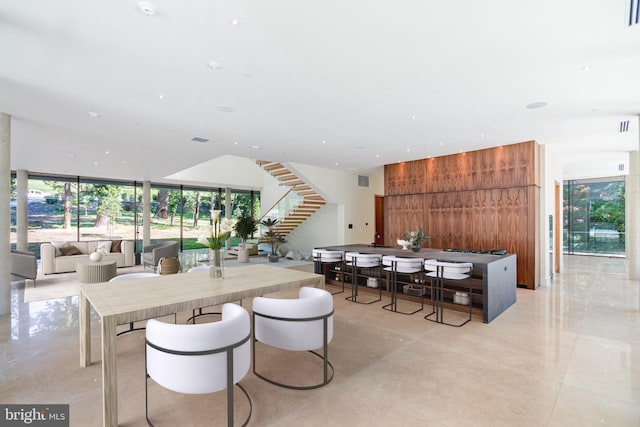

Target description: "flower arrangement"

left=197, top=210, right=235, bottom=250
left=403, top=226, right=429, bottom=248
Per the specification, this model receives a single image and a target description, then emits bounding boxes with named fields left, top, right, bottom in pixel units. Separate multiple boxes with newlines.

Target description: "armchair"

left=142, top=241, right=179, bottom=271
left=10, top=250, right=38, bottom=287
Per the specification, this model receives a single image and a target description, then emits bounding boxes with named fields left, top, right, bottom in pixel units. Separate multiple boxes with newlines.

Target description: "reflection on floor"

left=1, top=255, right=639, bottom=426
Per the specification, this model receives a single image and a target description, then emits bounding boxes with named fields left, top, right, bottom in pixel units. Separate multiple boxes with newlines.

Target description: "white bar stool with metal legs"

left=312, top=249, right=345, bottom=295
left=423, top=259, right=474, bottom=327
left=382, top=256, right=424, bottom=315
left=344, top=252, right=382, bottom=304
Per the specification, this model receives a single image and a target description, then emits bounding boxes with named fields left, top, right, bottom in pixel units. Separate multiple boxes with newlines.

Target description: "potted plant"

left=261, top=218, right=285, bottom=262
left=233, top=215, right=259, bottom=263
left=403, top=226, right=429, bottom=252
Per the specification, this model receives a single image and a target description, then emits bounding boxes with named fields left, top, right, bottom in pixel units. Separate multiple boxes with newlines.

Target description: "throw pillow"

left=60, top=245, right=82, bottom=256
left=51, top=241, right=70, bottom=257
left=110, top=240, right=122, bottom=253
left=97, top=241, right=112, bottom=255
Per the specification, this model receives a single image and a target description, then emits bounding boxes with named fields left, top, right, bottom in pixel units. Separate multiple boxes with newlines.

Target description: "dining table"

left=78, top=263, right=324, bottom=427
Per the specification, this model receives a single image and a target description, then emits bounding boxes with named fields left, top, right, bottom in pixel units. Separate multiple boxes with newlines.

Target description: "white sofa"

left=40, top=240, right=135, bottom=275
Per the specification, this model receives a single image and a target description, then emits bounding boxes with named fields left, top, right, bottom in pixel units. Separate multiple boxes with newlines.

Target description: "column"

left=143, top=180, right=151, bottom=247
left=627, top=149, right=639, bottom=280
left=225, top=187, right=231, bottom=251
left=16, top=169, right=28, bottom=251
left=0, top=113, right=11, bottom=316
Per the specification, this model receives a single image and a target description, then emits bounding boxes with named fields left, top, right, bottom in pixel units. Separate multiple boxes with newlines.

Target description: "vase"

left=411, top=246, right=421, bottom=252
left=209, top=249, right=224, bottom=279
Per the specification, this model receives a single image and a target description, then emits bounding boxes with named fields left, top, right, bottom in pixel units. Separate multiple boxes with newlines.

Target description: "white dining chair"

left=252, top=286, right=334, bottom=390
left=145, top=303, right=252, bottom=426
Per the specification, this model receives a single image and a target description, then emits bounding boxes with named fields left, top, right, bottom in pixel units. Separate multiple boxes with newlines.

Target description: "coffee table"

left=76, top=259, right=117, bottom=283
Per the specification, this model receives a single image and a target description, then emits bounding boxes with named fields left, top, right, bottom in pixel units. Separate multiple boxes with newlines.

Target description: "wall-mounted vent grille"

left=358, top=175, right=369, bottom=187
left=191, top=137, right=209, bottom=143
left=619, top=121, right=630, bottom=132
left=619, top=163, right=625, bottom=172
left=629, top=0, right=639, bottom=26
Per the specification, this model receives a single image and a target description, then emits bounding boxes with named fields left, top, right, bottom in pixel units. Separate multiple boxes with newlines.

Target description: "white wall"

left=260, top=162, right=385, bottom=256
left=541, top=144, right=564, bottom=285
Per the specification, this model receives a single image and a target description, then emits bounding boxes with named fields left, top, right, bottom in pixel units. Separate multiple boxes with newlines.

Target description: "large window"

left=563, top=177, right=625, bottom=256
left=10, top=172, right=260, bottom=258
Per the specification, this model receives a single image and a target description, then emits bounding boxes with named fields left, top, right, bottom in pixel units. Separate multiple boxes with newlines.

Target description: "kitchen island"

left=315, top=244, right=516, bottom=323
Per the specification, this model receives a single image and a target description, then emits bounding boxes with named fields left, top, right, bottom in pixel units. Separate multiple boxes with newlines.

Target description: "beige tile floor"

left=1, top=255, right=639, bottom=426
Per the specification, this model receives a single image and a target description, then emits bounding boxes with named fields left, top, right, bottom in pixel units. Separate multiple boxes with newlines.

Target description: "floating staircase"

left=256, top=160, right=326, bottom=237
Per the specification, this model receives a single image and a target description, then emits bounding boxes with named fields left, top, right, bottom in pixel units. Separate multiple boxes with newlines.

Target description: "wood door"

left=375, top=195, right=385, bottom=246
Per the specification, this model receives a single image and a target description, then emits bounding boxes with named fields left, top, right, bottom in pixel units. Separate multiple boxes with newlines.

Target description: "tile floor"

left=1, top=255, right=639, bottom=426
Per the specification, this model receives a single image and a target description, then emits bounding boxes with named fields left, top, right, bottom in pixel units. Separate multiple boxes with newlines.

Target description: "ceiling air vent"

left=358, top=175, right=369, bottom=187
left=629, top=0, right=639, bottom=26
left=619, top=121, right=629, bottom=133
left=619, top=163, right=625, bottom=172
left=191, top=137, right=209, bottom=143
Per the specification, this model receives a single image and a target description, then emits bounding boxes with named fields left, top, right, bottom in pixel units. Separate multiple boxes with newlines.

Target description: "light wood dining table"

left=78, top=263, right=324, bottom=427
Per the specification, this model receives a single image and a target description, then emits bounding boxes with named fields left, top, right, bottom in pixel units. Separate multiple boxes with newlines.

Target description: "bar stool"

left=382, top=256, right=424, bottom=315
left=312, top=249, right=345, bottom=295
left=423, top=259, right=473, bottom=327
left=344, top=252, right=382, bottom=304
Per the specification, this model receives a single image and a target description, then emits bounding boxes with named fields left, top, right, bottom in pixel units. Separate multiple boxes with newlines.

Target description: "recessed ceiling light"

left=440, top=142, right=444, bottom=146
left=231, top=19, right=240, bottom=26
left=249, top=145, right=261, bottom=150
left=191, top=137, right=209, bottom=143
left=375, top=154, right=380, bottom=158
left=105, top=150, right=110, bottom=155
left=216, top=105, right=235, bottom=113
left=411, top=115, right=416, bottom=120
left=322, top=140, right=326, bottom=144
left=480, top=133, right=485, bottom=139
left=138, top=1, right=157, bottom=16
left=207, top=61, right=222, bottom=70
left=88, top=111, right=100, bottom=118
left=93, top=161, right=98, bottom=166
left=68, top=153, right=76, bottom=158
left=158, top=94, right=164, bottom=100
left=406, top=148, right=411, bottom=152
left=234, top=141, right=238, bottom=145
left=581, top=65, right=591, bottom=71
left=526, top=101, right=548, bottom=109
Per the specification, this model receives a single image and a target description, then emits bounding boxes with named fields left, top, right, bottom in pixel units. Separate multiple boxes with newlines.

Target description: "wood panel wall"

left=384, top=141, right=540, bottom=289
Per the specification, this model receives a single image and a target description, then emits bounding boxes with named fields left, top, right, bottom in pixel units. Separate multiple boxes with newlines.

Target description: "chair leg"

left=345, top=266, right=381, bottom=305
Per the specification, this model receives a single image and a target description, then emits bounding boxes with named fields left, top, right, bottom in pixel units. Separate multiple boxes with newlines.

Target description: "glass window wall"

left=563, top=177, right=625, bottom=256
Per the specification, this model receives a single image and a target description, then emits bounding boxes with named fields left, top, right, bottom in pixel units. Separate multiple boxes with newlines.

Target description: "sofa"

left=40, top=240, right=135, bottom=275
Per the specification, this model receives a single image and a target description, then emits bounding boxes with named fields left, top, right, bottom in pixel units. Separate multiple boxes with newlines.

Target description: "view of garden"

left=9, top=176, right=260, bottom=258
left=563, top=177, right=625, bottom=255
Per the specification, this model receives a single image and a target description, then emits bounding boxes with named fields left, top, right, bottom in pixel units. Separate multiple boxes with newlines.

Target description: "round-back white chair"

left=109, top=272, right=160, bottom=281
left=382, top=256, right=425, bottom=315
left=423, top=259, right=474, bottom=327
left=187, top=265, right=209, bottom=273
left=312, top=249, right=345, bottom=295
left=145, top=303, right=252, bottom=427
left=109, top=273, right=164, bottom=335
left=252, top=286, right=334, bottom=390
left=344, top=252, right=383, bottom=304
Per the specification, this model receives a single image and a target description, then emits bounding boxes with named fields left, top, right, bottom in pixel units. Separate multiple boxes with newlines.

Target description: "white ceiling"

left=1, top=0, right=639, bottom=185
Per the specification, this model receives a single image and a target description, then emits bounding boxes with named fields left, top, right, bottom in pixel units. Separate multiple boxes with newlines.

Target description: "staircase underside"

left=257, top=160, right=326, bottom=237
